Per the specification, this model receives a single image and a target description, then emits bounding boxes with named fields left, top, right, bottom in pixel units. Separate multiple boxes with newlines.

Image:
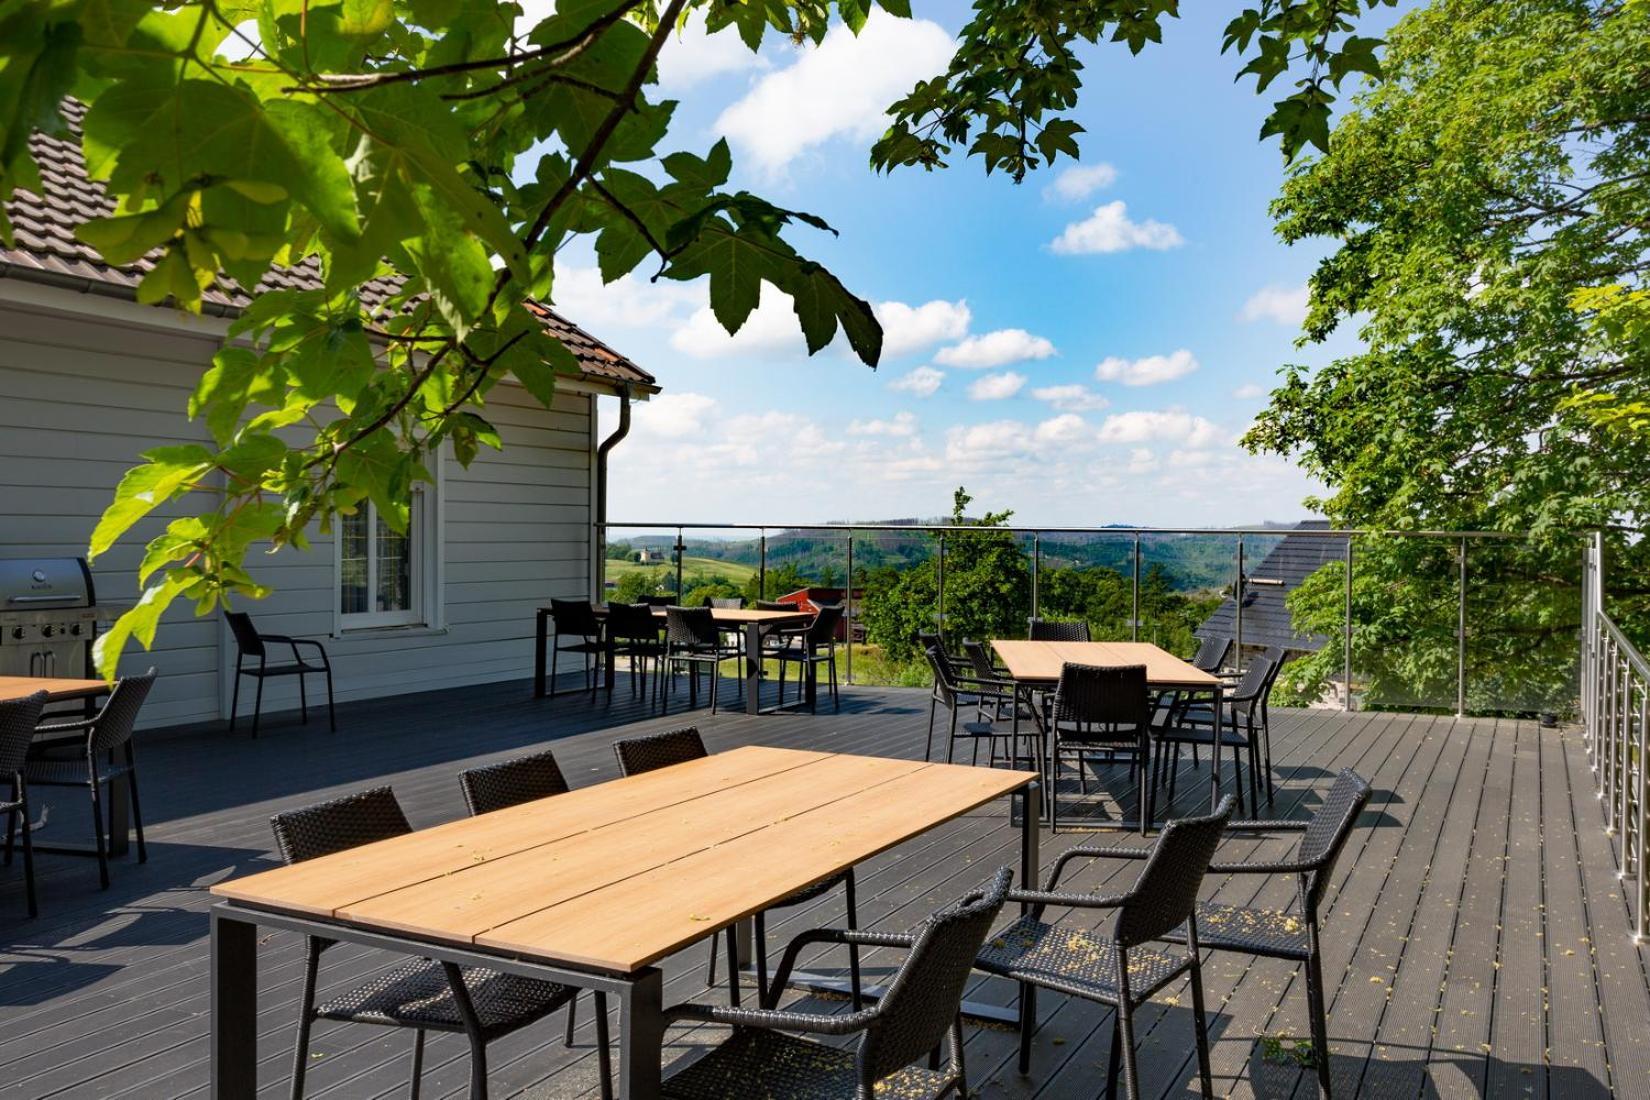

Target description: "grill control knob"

left=9, top=628, right=21, bottom=640
left=40, top=625, right=54, bottom=638
left=69, top=623, right=82, bottom=636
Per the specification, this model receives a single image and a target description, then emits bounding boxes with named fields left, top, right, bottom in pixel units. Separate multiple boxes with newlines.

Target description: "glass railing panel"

left=1033, top=531, right=1138, bottom=642
left=1466, top=539, right=1582, bottom=717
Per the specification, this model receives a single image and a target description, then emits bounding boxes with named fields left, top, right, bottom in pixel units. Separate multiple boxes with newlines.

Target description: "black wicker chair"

left=457, top=751, right=613, bottom=1096
left=1189, top=634, right=1233, bottom=675
left=1152, top=652, right=1276, bottom=816
left=663, top=606, right=742, bottom=714
left=607, top=602, right=666, bottom=703
left=770, top=604, right=844, bottom=713
left=612, top=729, right=863, bottom=1010
left=1046, top=663, right=1153, bottom=834
left=916, top=631, right=971, bottom=678
left=975, top=798, right=1235, bottom=1098
left=923, top=646, right=1000, bottom=766
left=547, top=598, right=605, bottom=697
left=660, top=868, right=1013, bottom=1100
left=704, top=596, right=746, bottom=609
left=25, top=670, right=153, bottom=889
left=1028, top=618, right=1091, bottom=642
left=755, top=600, right=791, bottom=611
left=1160, top=769, right=1371, bottom=1098
left=225, top=610, right=335, bottom=737
left=958, top=640, right=1042, bottom=769
left=272, top=786, right=589, bottom=1100
left=0, top=691, right=47, bottom=917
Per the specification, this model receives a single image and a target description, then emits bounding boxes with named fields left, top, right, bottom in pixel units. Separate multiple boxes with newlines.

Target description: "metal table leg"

left=619, top=968, right=664, bottom=1099
left=1209, top=682, right=1225, bottom=813
left=211, top=909, right=258, bottom=1099
left=744, top=623, right=764, bottom=715
left=534, top=609, right=549, bottom=698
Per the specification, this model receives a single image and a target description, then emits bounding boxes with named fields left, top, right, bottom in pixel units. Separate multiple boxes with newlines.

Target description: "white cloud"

left=945, top=420, right=1030, bottom=464
left=1239, top=283, right=1309, bottom=326
left=1094, top=349, right=1199, bottom=387
left=848, top=411, right=917, bottom=437
left=633, top=392, right=717, bottom=440
left=1031, top=384, right=1110, bottom=412
left=1096, top=409, right=1223, bottom=448
left=1050, top=201, right=1184, bottom=255
left=968, top=371, right=1027, bottom=401
left=1033, top=414, right=1090, bottom=446
left=657, top=12, right=767, bottom=90
left=935, top=329, right=1057, bottom=369
left=876, top=299, right=971, bottom=358
left=714, top=10, right=955, bottom=176
left=1045, top=162, right=1118, bottom=202
left=551, top=263, right=701, bottom=332
left=1126, top=448, right=1158, bottom=474
left=1232, top=382, right=1267, bottom=400
left=888, top=365, right=945, bottom=397
left=669, top=293, right=807, bottom=359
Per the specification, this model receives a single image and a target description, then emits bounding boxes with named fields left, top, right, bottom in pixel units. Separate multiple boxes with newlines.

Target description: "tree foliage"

left=0, top=0, right=1404, bottom=676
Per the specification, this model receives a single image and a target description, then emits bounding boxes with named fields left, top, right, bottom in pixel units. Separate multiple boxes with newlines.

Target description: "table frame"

left=1, top=677, right=131, bottom=858
left=210, top=778, right=1040, bottom=1099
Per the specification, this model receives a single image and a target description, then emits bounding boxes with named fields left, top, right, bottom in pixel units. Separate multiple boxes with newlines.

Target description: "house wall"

left=0, top=289, right=597, bottom=729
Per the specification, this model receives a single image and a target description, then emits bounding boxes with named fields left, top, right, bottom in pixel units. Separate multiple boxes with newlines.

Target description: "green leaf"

left=668, top=221, right=769, bottom=334
left=191, top=346, right=265, bottom=445
left=89, top=446, right=215, bottom=561
left=94, top=572, right=191, bottom=679
left=338, top=0, right=395, bottom=38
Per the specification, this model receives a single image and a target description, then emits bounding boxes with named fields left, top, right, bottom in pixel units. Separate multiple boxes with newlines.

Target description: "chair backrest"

left=270, top=785, right=411, bottom=865
left=961, top=640, right=999, bottom=683
left=704, top=596, right=745, bottom=609
left=608, top=601, right=659, bottom=642
left=613, top=726, right=707, bottom=776
left=1294, top=769, right=1373, bottom=909
left=225, top=611, right=263, bottom=657
left=0, top=691, right=48, bottom=777
left=460, top=748, right=570, bottom=816
left=1028, top=618, right=1090, bottom=642
left=924, top=645, right=961, bottom=706
left=916, top=631, right=951, bottom=662
left=1229, top=652, right=1277, bottom=710
left=549, top=598, right=599, bottom=638
left=1190, top=634, right=1232, bottom=674
left=641, top=594, right=675, bottom=607
left=756, top=600, right=790, bottom=612
left=857, top=867, right=1012, bottom=1085
left=1115, top=796, right=1235, bottom=948
left=806, top=604, right=844, bottom=645
left=665, top=605, right=718, bottom=648
left=89, top=670, right=156, bottom=754
left=1050, top=663, right=1149, bottom=733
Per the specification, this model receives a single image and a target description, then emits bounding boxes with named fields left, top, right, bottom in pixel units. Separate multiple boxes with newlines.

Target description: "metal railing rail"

left=595, top=520, right=1560, bottom=717
left=1581, top=532, right=1648, bottom=941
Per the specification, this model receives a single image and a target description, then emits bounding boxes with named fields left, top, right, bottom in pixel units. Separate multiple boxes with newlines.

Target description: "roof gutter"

left=593, top=385, right=633, bottom=598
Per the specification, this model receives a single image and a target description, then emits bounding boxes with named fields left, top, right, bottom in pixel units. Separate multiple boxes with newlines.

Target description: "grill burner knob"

left=40, top=625, right=53, bottom=638
left=70, top=623, right=82, bottom=636
left=9, top=628, right=21, bottom=640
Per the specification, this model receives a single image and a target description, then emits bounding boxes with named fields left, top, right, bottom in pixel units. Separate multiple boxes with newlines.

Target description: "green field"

left=604, top=556, right=756, bottom=583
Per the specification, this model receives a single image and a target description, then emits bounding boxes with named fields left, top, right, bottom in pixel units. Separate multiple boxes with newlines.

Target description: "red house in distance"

left=775, top=587, right=864, bottom=642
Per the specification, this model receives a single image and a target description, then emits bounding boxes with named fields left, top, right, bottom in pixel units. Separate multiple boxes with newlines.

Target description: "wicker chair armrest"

left=764, top=927, right=916, bottom=1008
left=31, top=717, right=95, bottom=736
left=662, top=1000, right=874, bottom=1035
left=1008, top=887, right=1130, bottom=915
left=1208, top=857, right=1317, bottom=875
left=1046, top=845, right=1150, bottom=890
left=1225, top=819, right=1310, bottom=833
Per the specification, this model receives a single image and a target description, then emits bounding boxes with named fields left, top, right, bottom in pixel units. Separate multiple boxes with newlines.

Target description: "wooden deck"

left=0, top=676, right=1645, bottom=1098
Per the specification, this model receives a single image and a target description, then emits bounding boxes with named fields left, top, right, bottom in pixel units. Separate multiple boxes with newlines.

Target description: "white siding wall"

left=0, top=291, right=596, bottom=729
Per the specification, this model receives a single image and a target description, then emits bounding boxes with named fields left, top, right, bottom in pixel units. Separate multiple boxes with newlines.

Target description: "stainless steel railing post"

left=1344, top=535, right=1354, bottom=713
left=1457, top=537, right=1468, bottom=718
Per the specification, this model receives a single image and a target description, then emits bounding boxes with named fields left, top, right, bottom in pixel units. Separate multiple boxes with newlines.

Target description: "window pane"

left=340, top=509, right=368, bottom=614
left=376, top=510, right=412, bottom=613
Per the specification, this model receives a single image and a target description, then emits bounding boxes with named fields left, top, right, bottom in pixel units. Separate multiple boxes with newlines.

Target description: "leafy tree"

left=1242, top=0, right=1649, bottom=709
left=610, top=570, right=665, bottom=604
left=0, top=1, right=1404, bottom=675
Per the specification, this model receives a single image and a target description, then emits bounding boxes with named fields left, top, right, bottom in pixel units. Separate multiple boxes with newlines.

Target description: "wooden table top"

left=213, top=746, right=1034, bottom=973
left=0, top=676, right=110, bottom=703
left=590, top=605, right=813, bottom=625
left=990, top=640, right=1219, bottom=689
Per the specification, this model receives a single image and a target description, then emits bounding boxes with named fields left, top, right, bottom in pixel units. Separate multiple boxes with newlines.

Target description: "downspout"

left=593, top=385, right=633, bottom=599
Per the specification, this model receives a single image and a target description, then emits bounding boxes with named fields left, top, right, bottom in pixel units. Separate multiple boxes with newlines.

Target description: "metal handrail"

left=601, top=521, right=1526, bottom=538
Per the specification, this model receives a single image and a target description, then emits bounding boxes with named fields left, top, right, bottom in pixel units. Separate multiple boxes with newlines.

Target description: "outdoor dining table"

left=208, top=745, right=1039, bottom=1098
left=0, top=674, right=134, bottom=856
left=533, top=604, right=815, bottom=714
left=989, top=639, right=1225, bottom=819
left=0, top=674, right=109, bottom=705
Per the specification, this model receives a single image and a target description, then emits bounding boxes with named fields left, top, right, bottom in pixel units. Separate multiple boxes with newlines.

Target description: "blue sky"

left=546, top=1, right=1403, bottom=529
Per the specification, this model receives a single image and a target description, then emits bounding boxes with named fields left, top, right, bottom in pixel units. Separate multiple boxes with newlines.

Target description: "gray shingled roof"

left=0, top=100, right=657, bottom=393
left=1198, top=520, right=1347, bottom=652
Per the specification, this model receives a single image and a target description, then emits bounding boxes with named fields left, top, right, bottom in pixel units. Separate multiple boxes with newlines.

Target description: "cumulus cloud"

left=935, top=329, right=1057, bottom=369
left=848, top=411, right=917, bottom=436
left=1232, top=382, right=1267, bottom=400
left=1094, top=349, right=1199, bottom=387
left=876, top=299, right=971, bottom=358
left=968, top=371, right=1027, bottom=401
left=1050, top=201, right=1184, bottom=255
left=1031, top=384, right=1110, bottom=413
left=1045, top=162, right=1118, bottom=202
left=714, top=10, right=955, bottom=176
left=1033, top=413, right=1090, bottom=446
left=888, top=365, right=945, bottom=397
left=669, top=294, right=807, bottom=359
left=632, top=392, right=717, bottom=439
left=1096, top=409, right=1223, bottom=448
left=657, top=11, right=767, bottom=90
left=551, top=263, right=702, bottom=332
left=1239, top=283, right=1310, bottom=326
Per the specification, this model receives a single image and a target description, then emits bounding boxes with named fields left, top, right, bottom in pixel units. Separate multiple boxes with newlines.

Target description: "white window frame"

left=335, top=460, right=445, bottom=634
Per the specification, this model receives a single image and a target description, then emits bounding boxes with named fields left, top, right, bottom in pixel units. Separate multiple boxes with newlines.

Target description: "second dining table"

left=0, top=674, right=135, bottom=857
left=209, top=745, right=1039, bottom=1098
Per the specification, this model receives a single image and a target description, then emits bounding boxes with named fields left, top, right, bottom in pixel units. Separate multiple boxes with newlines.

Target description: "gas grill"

left=0, top=557, right=107, bottom=679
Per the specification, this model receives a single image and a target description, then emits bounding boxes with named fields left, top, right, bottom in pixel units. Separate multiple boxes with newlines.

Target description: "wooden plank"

left=477, top=762, right=1032, bottom=970
left=990, top=639, right=1217, bottom=688
left=0, top=675, right=108, bottom=702
left=210, top=746, right=831, bottom=916
left=337, top=752, right=931, bottom=941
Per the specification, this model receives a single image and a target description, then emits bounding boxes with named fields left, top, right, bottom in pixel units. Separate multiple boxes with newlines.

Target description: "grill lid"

left=0, top=558, right=94, bottom=608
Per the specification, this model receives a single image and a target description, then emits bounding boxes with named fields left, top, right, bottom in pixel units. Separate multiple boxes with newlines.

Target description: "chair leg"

left=126, top=746, right=147, bottom=863
left=252, top=674, right=264, bottom=739
left=950, top=1017, right=971, bottom=1099
left=1305, top=937, right=1333, bottom=1098
left=705, top=929, right=718, bottom=986
left=298, top=669, right=309, bottom=724
left=593, top=991, right=613, bottom=1100
left=1189, top=952, right=1215, bottom=1099
left=3, top=793, right=14, bottom=866
left=564, top=990, right=579, bottom=1045
left=409, top=1029, right=426, bottom=1100
left=290, top=945, right=320, bottom=1100
left=925, top=697, right=938, bottom=762
left=1105, top=1010, right=1123, bottom=1098
left=464, top=1030, right=487, bottom=1100
left=724, top=925, right=742, bottom=1006
left=845, top=869, right=863, bottom=1011
left=229, top=671, right=241, bottom=731
left=1016, top=982, right=1037, bottom=1074
left=87, top=778, right=109, bottom=890
left=324, top=664, right=336, bottom=733
left=946, top=708, right=958, bottom=764
left=17, top=781, right=36, bottom=919
left=1117, top=999, right=1140, bottom=1100
left=753, top=911, right=769, bottom=1005
left=709, top=659, right=719, bottom=715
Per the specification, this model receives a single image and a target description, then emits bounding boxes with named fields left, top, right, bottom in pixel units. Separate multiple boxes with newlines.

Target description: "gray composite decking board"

left=1, top=677, right=1646, bottom=1098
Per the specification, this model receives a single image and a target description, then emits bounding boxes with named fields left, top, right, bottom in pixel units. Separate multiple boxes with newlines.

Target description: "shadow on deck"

left=0, top=675, right=1646, bottom=1098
